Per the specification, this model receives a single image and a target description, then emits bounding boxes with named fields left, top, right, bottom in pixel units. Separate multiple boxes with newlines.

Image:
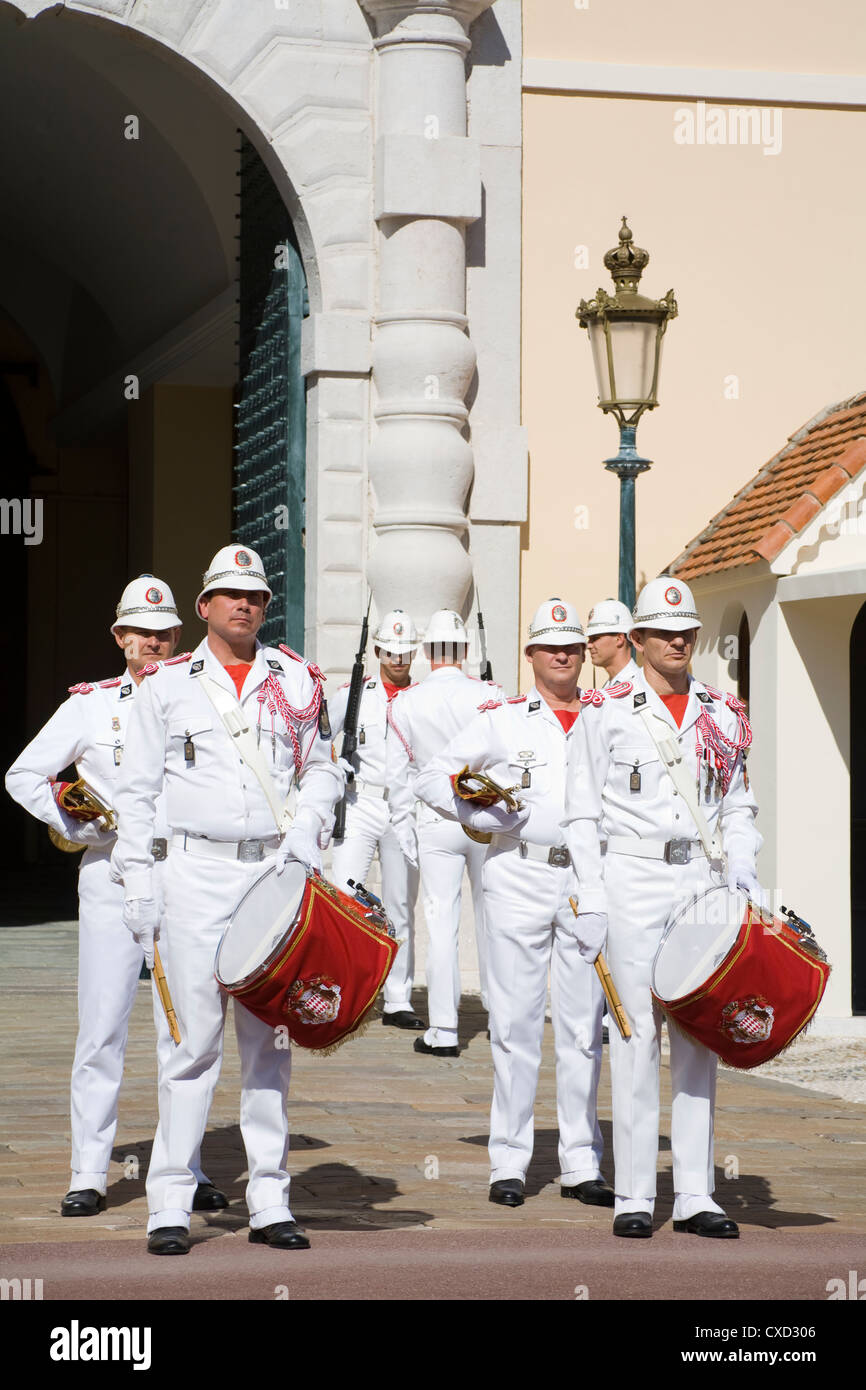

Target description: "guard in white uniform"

left=563, top=577, right=762, bottom=1239
left=415, top=599, right=612, bottom=1209
left=5, top=577, right=225, bottom=1216
left=330, top=610, right=422, bottom=1028
left=111, top=546, right=343, bottom=1255
left=386, top=609, right=505, bottom=1056
left=585, top=599, right=641, bottom=688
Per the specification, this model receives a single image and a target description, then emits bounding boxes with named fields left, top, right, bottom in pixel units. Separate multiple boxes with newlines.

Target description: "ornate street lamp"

left=577, top=218, right=677, bottom=611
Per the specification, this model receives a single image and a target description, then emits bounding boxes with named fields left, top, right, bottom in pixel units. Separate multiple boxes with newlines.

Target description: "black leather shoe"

left=193, top=1182, right=229, bottom=1211
left=613, top=1212, right=653, bottom=1238
left=674, top=1211, right=739, bottom=1238
left=61, top=1189, right=106, bottom=1217
left=561, top=1179, right=615, bottom=1208
left=489, top=1179, right=525, bottom=1208
left=382, top=1010, right=425, bottom=1030
left=413, top=1037, right=459, bottom=1058
left=249, top=1221, right=311, bottom=1250
left=147, top=1226, right=190, bottom=1255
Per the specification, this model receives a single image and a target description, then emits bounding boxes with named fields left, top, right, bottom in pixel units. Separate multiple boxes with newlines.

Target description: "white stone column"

left=360, top=0, right=495, bottom=626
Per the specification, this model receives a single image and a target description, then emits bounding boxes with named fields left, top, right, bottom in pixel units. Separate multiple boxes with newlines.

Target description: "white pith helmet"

left=585, top=598, right=634, bottom=638
left=111, top=575, right=182, bottom=634
left=631, top=576, right=702, bottom=633
left=374, top=609, right=419, bottom=655
left=423, top=609, right=469, bottom=645
left=525, top=598, right=586, bottom=650
left=195, top=544, right=273, bottom=618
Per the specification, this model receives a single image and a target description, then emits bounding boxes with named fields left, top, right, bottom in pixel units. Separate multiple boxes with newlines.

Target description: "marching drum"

left=651, top=886, right=830, bottom=1069
left=215, top=862, right=398, bottom=1051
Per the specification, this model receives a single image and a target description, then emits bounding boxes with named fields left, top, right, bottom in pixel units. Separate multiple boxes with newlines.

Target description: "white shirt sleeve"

left=110, top=675, right=166, bottom=899
left=561, top=708, right=608, bottom=915
left=5, top=696, right=92, bottom=838
left=384, top=697, right=416, bottom=836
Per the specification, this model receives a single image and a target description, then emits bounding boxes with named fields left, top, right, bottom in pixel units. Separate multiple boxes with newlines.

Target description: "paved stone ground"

left=1, top=911, right=865, bottom=1310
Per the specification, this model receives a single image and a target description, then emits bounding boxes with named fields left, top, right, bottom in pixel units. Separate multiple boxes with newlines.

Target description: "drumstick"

left=568, top=896, right=632, bottom=1040
left=152, top=944, right=181, bottom=1045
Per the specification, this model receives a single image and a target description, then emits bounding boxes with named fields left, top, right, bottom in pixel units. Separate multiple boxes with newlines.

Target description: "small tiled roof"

left=668, top=391, right=866, bottom=580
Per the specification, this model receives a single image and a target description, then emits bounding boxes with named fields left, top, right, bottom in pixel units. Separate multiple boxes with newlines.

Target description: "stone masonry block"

left=375, top=135, right=481, bottom=222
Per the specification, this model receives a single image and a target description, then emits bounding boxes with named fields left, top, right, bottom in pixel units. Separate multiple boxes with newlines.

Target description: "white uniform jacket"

left=329, top=676, right=411, bottom=791
left=385, top=667, right=505, bottom=840
left=413, top=687, right=578, bottom=850
left=603, top=656, right=641, bottom=688
left=112, top=638, right=343, bottom=900
left=562, top=672, right=761, bottom=915
left=5, top=671, right=167, bottom=847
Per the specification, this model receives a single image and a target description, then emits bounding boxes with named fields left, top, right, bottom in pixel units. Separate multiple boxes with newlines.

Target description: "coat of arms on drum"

left=285, top=975, right=342, bottom=1026
left=720, top=995, right=775, bottom=1045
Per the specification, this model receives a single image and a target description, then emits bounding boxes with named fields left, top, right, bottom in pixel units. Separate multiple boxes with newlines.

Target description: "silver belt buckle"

left=665, top=838, right=691, bottom=865
left=237, top=839, right=264, bottom=863
left=548, top=846, right=570, bottom=868
left=151, top=837, right=167, bottom=862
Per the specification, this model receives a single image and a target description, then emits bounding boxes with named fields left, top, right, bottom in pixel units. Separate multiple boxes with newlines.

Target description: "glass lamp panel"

left=587, top=320, right=613, bottom=405
left=607, top=319, right=659, bottom=404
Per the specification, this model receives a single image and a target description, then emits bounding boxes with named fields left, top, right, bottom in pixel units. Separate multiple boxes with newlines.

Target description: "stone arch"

left=2, top=0, right=377, bottom=669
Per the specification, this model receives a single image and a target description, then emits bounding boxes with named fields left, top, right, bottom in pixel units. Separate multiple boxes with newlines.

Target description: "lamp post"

left=577, top=218, right=677, bottom=611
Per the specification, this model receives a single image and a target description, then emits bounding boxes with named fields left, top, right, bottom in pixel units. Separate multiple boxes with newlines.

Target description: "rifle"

left=477, top=598, right=493, bottom=682
left=333, top=593, right=372, bottom=843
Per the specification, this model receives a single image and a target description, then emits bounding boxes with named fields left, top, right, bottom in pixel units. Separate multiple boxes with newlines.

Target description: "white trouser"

left=604, top=853, right=721, bottom=1220
left=417, top=812, right=489, bottom=1031
left=71, top=850, right=207, bottom=1194
left=483, top=848, right=604, bottom=1184
left=146, top=852, right=293, bottom=1233
left=331, top=794, right=419, bottom=1011
left=71, top=849, right=144, bottom=1193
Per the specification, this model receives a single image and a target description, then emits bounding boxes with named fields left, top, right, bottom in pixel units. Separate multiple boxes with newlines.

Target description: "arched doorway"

left=851, top=600, right=866, bottom=1014
left=0, top=5, right=309, bottom=881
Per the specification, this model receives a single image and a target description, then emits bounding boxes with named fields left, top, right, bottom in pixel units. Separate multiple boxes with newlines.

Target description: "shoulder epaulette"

left=704, top=684, right=723, bottom=700
left=275, top=643, right=324, bottom=684
left=606, top=680, right=633, bottom=699
left=139, top=662, right=161, bottom=678
left=97, top=677, right=122, bottom=689
left=507, top=694, right=527, bottom=704
left=579, top=688, right=606, bottom=707
left=725, top=692, right=748, bottom=716
left=278, top=643, right=303, bottom=663
left=68, top=682, right=95, bottom=695
left=477, top=699, right=502, bottom=712
left=164, top=652, right=193, bottom=666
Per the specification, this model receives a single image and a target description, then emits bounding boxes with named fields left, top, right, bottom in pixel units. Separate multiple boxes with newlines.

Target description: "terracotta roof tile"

left=669, top=392, right=866, bottom=579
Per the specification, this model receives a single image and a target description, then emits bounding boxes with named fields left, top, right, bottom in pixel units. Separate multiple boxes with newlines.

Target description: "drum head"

left=216, top=860, right=308, bottom=987
left=652, top=885, right=746, bottom=1003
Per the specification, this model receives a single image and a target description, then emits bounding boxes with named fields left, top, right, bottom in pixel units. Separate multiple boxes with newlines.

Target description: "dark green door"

left=234, top=136, right=307, bottom=651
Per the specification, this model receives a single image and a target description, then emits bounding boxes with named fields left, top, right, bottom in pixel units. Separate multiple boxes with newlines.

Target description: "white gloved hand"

left=397, top=827, right=419, bottom=869
left=570, top=911, right=607, bottom=964
left=461, top=802, right=531, bottom=835
left=277, top=810, right=323, bottom=875
left=64, top=819, right=115, bottom=849
left=122, top=897, right=160, bottom=969
left=728, top=860, right=768, bottom=910
left=338, top=757, right=356, bottom=781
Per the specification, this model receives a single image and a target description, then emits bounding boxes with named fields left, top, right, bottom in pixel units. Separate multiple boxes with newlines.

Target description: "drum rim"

left=215, top=861, right=308, bottom=990
left=651, top=884, right=747, bottom=1004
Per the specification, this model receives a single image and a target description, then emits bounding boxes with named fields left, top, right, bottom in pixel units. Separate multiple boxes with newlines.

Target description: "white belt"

left=171, top=832, right=280, bottom=863
left=604, top=835, right=703, bottom=864
left=350, top=779, right=388, bottom=800
left=492, top=835, right=572, bottom=867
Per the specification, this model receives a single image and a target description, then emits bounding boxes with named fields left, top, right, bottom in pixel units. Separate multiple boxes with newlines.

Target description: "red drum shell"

left=652, top=895, right=830, bottom=1069
left=218, top=870, right=397, bottom=1051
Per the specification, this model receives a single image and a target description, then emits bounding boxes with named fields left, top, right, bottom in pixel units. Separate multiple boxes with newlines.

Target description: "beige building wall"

left=521, top=4, right=866, bottom=670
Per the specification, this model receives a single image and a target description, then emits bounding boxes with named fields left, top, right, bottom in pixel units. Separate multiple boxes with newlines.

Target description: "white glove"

left=461, top=802, right=531, bottom=835
left=570, top=911, right=607, bottom=964
left=338, top=757, right=356, bottom=781
left=122, top=897, right=160, bottom=969
left=728, top=860, right=768, bottom=910
left=277, top=810, right=323, bottom=875
left=63, top=819, right=115, bottom=849
left=396, top=826, right=419, bottom=869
